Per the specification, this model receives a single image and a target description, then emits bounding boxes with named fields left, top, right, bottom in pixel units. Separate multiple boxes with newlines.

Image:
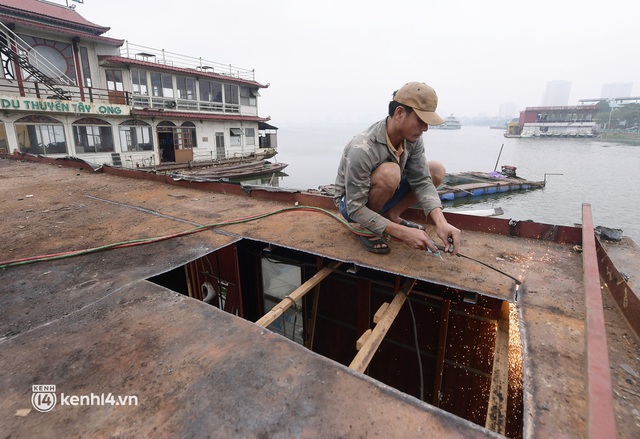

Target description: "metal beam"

left=582, top=203, right=617, bottom=438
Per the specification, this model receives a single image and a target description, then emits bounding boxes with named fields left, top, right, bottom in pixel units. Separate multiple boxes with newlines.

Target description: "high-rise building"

left=601, top=82, right=633, bottom=99
left=498, top=102, right=517, bottom=119
left=541, top=80, right=571, bottom=106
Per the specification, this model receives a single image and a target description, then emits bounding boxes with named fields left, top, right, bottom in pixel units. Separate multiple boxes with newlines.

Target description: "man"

left=334, top=81, right=461, bottom=255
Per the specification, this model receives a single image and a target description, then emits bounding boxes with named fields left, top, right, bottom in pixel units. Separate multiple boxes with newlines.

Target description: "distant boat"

left=432, top=114, right=461, bottom=130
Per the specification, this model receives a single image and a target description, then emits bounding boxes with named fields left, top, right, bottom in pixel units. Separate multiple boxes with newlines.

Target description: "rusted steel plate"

left=0, top=280, right=502, bottom=438
left=519, top=306, right=588, bottom=438
left=0, top=233, right=237, bottom=339
left=598, top=237, right=640, bottom=337
left=2, top=157, right=640, bottom=438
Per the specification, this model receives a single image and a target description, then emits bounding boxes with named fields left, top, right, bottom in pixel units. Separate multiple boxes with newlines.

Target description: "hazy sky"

left=73, top=0, right=637, bottom=126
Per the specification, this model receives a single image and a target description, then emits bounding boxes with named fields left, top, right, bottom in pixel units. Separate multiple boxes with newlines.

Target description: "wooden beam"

left=373, top=302, right=389, bottom=324
left=256, top=261, right=341, bottom=327
left=485, top=301, right=510, bottom=434
left=356, top=329, right=372, bottom=351
left=349, top=278, right=416, bottom=373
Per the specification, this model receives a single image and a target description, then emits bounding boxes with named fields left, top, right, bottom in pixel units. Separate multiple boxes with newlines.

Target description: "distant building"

left=601, top=82, right=633, bottom=99
left=505, top=105, right=600, bottom=138
left=498, top=102, right=517, bottom=119
left=541, top=80, right=571, bottom=106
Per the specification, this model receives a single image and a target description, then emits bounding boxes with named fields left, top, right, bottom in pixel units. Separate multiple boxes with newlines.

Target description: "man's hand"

left=429, top=208, right=461, bottom=255
left=385, top=222, right=441, bottom=253
left=435, top=223, right=461, bottom=255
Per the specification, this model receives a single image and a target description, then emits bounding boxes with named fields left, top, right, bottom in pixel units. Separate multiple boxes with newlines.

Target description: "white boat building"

left=0, top=0, right=277, bottom=168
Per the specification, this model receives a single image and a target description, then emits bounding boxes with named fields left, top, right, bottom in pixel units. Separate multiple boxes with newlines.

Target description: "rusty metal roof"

left=1, top=156, right=639, bottom=437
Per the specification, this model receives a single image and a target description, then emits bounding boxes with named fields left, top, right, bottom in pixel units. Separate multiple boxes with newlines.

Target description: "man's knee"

left=428, top=160, right=446, bottom=187
left=371, top=162, right=401, bottom=192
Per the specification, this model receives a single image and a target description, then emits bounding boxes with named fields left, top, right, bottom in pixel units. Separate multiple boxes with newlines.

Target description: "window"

left=230, top=128, right=242, bottom=146
left=79, top=47, right=92, bottom=88
left=0, top=122, right=7, bottom=152
left=105, top=70, right=123, bottom=91
left=181, top=122, right=197, bottom=148
left=199, top=80, right=223, bottom=111
left=119, top=120, right=153, bottom=152
left=261, top=258, right=303, bottom=344
left=131, top=70, right=148, bottom=95
left=14, top=115, right=67, bottom=155
left=245, top=128, right=255, bottom=146
left=240, top=87, right=258, bottom=106
left=21, top=36, right=76, bottom=84
left=199, top=80, right=222, bottom=102
left=176, top=77, right=196, bottom=100
left=150, top=72, right=174, bottom=98
left=225, top=84, right=239, bottom=105
left=72, top=118, right=114, bottom=153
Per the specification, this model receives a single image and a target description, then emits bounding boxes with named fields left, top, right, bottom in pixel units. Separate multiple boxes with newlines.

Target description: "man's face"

left=399, top=108, right=429, bottom=142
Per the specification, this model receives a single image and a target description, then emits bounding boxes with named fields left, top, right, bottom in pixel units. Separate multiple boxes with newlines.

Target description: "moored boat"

left=0, top=0, right=278, bottom=169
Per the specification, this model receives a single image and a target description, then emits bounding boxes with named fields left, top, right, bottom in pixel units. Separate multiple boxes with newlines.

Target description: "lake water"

left=264, top=124, right=640, bottom=244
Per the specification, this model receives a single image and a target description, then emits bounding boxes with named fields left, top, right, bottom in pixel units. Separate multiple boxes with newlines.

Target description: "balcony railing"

left=120, top=41, right=256, bottom=82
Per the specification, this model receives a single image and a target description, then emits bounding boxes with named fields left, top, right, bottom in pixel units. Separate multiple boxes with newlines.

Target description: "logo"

left=31, top=384, right=57, bottom=412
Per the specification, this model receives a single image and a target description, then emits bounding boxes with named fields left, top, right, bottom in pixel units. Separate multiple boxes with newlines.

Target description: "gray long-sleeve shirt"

left=333, top=118, right=442, bottom=236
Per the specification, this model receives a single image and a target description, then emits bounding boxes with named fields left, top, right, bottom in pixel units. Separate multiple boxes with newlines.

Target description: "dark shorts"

left=338, top=176, right=410, bottom=222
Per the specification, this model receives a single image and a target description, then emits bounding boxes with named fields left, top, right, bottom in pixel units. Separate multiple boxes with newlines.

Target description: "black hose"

left=436, top=245, right=522, bottom=285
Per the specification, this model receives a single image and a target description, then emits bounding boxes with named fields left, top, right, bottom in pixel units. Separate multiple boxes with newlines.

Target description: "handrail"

left=0, top=21, right=75, bottom=89
left=120, top=41, right=255, bottom=81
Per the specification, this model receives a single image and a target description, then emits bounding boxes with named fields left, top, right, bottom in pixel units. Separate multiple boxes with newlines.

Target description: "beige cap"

left=393, top=82, right=445, bottom=126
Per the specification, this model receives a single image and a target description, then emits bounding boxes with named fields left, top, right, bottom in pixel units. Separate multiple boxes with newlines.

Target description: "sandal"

left=358, top=235, right=390, bottom=254
left=400, top=219, right=426, bottom=231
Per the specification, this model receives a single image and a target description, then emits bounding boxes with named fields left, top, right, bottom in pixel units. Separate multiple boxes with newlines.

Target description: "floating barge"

left=318, top=166, right=546, bottom=203
left=439, top=169, right=546, bottom=201
left=1, top=154, right=638, bottom=438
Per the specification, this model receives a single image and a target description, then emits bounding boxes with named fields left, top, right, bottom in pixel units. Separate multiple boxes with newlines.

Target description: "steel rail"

left=582, top=203, right=617, bottom=438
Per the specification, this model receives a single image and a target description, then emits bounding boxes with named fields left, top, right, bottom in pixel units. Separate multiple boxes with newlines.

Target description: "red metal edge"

left=596, top=241, right=640, bottom=338
left=582, top=203, right=617, bottom=438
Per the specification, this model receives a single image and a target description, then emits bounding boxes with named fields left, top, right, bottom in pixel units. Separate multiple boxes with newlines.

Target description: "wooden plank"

left=349, top=278, right=416, bottom=373
left=256, top=261, right=341, bottom=327
left=485, top=301, right=510, bottom=434
left=356, top=329, right=372, bottom=351
left=373, top=302, right=389, bottom=324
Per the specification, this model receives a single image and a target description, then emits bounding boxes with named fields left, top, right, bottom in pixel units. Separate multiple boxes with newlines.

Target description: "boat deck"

left=1, top=157, right=638, bottom=437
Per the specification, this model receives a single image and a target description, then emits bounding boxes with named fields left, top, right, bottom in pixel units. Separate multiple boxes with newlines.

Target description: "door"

left=215, top=132, right=225, bottom=159
left=105, top=69, right=126, bottom=104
